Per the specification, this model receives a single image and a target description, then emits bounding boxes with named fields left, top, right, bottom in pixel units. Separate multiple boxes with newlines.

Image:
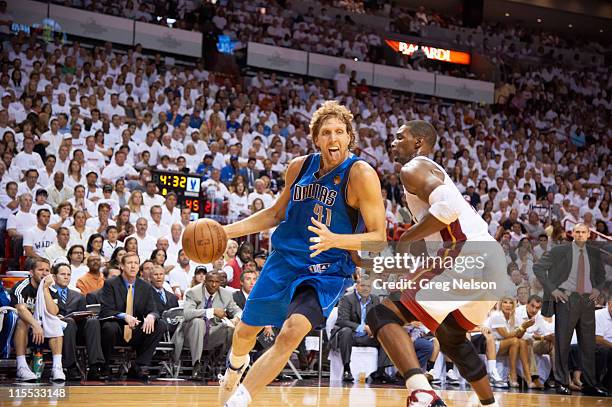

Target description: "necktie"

left=576, top=249, right=585, bottom=294
left=60, top=288, right=67, bottom=304
left=124, top=284, right=134, bottom=342
left=203, top=294, right=214, bottom=348
left=159, top=289, right=166, bottom=304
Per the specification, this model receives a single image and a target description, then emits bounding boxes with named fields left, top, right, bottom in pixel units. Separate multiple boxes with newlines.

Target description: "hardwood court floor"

left=2, top=384, right=608, bottom=407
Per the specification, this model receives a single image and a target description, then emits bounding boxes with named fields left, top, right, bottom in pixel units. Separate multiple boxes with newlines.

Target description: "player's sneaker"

left=407, top=389, right=447, bottom=407
left=51, top=366, right=66, bottom=382
left=490, top=370, right=508, bottom=388
left=16, top=366, right=37, bottom=381
left=218, top=354, right=250, bottom=405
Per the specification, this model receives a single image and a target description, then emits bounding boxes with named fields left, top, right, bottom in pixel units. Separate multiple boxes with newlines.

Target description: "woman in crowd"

left=123, top=236, right=139, bottom=257
left=65, top=159, right=84, bottom=190
left=150, top=248, right=174, bottom=274
left=115, top=207, right=135, bottom=241
left=112, top=178, right=129, bottom=208
left=86, top=233, right=105, bottom=260
left=228, top=182, right=249, bottom=222
left=127, top=190, right=147, bottom=224
left=68, top=210, right=94, bottom=248
left=94, top=130, right=113, bottom=159
left=487, top=296, right=538, bottom=388
left=49, top=201, right=74, bottom=230
left=190, top=266, right=207, bottom=288
left=107, top=247, right=127, bottom=271
left=223, top=240, right=239, bottom=264
left=515, top=238, right=535, bottom=280
left=250, top=198, right=264, bottom=214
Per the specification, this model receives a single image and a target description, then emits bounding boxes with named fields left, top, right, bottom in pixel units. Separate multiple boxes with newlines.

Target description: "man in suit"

left=533, top=223, right=607, bottom=396
left=99, top=252, right=165, bottom=381
left=149, top=266, right=179, bottom=335
left=331, top=277, right=393, bottom=383
left=179, top=271, right=241, bottom=380
left=232, top=269, right=257, bottom=310
left=240, top=157, right=258, bottom=192
left=52, top=262, right=106, bottom=381
left=259, top=159, right=282, bottom=193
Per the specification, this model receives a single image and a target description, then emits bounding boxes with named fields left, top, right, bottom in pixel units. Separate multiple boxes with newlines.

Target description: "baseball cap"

left=523, top=194, right=531, bottom=200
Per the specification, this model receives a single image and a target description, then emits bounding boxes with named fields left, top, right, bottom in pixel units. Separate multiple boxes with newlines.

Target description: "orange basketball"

left=181, top=218, right=228, bottom=264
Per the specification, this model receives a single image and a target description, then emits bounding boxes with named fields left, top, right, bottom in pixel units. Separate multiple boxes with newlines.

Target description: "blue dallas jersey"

left=241, top=153, right=365, bottom=327
left=271, top=152, right=364, bottom=271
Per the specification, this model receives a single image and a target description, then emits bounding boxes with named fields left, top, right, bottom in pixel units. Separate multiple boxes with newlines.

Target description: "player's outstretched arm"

left=308, top=161, right=387, bottom=257
left=223, top=156, right=308, bottom=239
left=398, top=160, right=453, bottom=243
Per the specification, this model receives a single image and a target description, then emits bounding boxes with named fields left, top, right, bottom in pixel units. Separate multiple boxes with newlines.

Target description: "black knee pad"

left=436, top=318, right=487, bottom=382
left=365, top=303, right=404, bottom=338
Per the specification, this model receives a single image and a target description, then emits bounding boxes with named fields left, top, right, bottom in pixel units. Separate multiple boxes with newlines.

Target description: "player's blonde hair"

left=309, top=100, right=355, bottom=149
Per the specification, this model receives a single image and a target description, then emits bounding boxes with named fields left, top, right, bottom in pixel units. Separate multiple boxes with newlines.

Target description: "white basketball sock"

left=16, top=355, right=28, bottom=370
left=52, top=354, right=63, bottom=369
left=405, top=373, right=433, bottom=392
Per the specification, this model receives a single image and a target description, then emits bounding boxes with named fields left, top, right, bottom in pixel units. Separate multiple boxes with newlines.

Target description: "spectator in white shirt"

left=85, top=202, right=117, bottom=234
left=101, top=150, right=139, bottom=184
left=166, top=223, right=183, bottom=261
left=37, top=154, right=57, bottom=188
left=83, top=135, right=107, bottom=172
left=147, top=205, right=170, bottom=240
left=67, top=185, right=96, bottom=217
left=44, top=226, right=70, bottom=261
left=247, top=179, right=274, bottom=208
left=143, top=181, right=165, bottom=209
left=161, top=192, right=181, bottom=226
left=167, top=249, right=194, bottom=294
left=127, top=217, right=157, bottom=259
left=23, top=208, right=57, bottom=259
left=334, top=64, right=350, bottom=95
left=67, top=244, right=89, bottom=286
left=6, top=192, right=36, bottom=238
left=17, top=168, right=43, bottom=196
left=84, top=171, right=104, bottom=202
left=67, top=210, right=95, bottom=249
left=13, top=137, right=43, bottom=175
left=102, top=225, right=123, bottom=261
left=202, top=168, right=230, bottom=212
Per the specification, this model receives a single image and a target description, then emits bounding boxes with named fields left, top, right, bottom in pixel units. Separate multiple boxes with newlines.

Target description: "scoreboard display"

left=152, top=171, right=204, bottom=219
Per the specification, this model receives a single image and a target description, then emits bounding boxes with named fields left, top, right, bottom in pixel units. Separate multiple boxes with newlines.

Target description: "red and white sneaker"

left=407, top=389, right=447, bottom=407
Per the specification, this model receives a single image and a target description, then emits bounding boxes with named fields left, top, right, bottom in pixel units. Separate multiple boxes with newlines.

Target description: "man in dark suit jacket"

left=330, top=278, right=392, bottom=383
left=259, top=159, right=282, bottom=193
left=99, top=252, right=165, bottom=380
left=533, top=223, right=607, bottom=396
left=232, top=269, right=258, bottom=310
left=52, top=263, right=106, bottom=381
left=149, top=266, right=179, bottom=335
left=240, top=158, right=258, bottom=192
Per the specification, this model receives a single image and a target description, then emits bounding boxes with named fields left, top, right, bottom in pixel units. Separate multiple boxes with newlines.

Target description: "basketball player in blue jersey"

left=220, top=101, right=387, bottom=407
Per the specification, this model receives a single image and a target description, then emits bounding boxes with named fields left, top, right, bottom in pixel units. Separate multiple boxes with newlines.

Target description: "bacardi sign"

left=385, top=39, right=471, bottom=65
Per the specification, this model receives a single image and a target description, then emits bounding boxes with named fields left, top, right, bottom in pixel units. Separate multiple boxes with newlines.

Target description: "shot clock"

left=152, top=171, right=204, bottom=219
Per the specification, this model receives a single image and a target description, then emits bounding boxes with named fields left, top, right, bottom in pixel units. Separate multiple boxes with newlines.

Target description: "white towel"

left=33, top=278, right=67, bottom=338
